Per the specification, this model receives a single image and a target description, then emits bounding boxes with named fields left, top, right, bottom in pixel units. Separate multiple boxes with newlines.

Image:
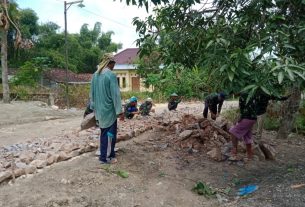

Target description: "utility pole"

left=64, top=0, right=84, bottom=108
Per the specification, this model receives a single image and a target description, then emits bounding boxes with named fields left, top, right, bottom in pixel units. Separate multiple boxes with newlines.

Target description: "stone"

left=35, top=153, right=48, bottom=161
left=118, top=134, right=130, bottom=142
left=179, top=130, right=193, bottom=140
left=253, top=145, right=265, bottom=161
left=49, top=142, right=62, bottom=150
left=15, top=162, right=27, bottom=169
left=221, top=142, right=232, bottom=157
left=69, top=150, right=80, bottom=158
left=89, top=142, right=98, bottom=148
left=3, top=162, right=11, bottom=169
left=30, top=160, right=47, bottom=169
left=134, top=129, right=141, bottom=137
left=14, top=168, right=26, bottom=177
left=24, top=165, right=36, bottom=174
left=207, top=148, right=223, bottom=161
left=47, top=155, right=57, bottom=166
left=153, top=126, right=167, bottom=132
left=60, top=143, right=80, bottom=153
left=81, top=113, right=96, bottom=130
left=218, top=135, right=227, bottom=144
left=0, top=171, right=11, bottom=183
left=161, top=119, right=170, bottom=126
left=259, top=143, right=276, bottom=160
left=45, top=116, right=61, bottom=121
left=57, top=152, right=72, bottom=162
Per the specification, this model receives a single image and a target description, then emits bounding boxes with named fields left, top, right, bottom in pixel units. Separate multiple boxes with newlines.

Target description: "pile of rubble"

left=0, top=111, right=276, bottom=184
left=0, top=135, right=99, bottom=184
left=0, top=116, right=158, bottom=185
left=156, top=114, right=276, bottom=162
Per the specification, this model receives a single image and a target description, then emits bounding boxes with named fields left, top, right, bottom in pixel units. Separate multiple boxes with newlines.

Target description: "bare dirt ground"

left=0, top=101, right=304, bottom=207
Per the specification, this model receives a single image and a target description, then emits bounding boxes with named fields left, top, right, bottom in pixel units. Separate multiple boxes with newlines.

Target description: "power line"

left=53, top=0, right=136, bottom=30
left=81, top=8, right=134, bottom=29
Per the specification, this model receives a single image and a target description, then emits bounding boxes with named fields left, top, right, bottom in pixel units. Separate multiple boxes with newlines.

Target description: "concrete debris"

left=259, top=143, right=276, bottom=160
left=179, top=130, right=193, bottom=140
left=157, top=114, right=276, bottom=162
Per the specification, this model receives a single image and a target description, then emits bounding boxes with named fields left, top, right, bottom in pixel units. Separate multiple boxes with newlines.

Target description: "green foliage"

left=11, top=57, right=50, bottom=86
left=11, top=62, right=37, bottom=86
left=224, top=99, right=305, bottom=134
left=6, top=2, right=122, bottom=73
left=192, top=181, right=216, bottom=197
left=116, top=170, right=129, bottom=178
left=55, top=84, right=90, bottom=109
left=121, top=91, right=167, bottom=103
left=263, top=116, right=281, bottom=131
left=132, top=0, right=305, bottom=99
left=19, top=9, right=39, bottom=39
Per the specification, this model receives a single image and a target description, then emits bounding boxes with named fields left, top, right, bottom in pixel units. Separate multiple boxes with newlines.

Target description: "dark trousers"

left=99, top=120, right=117, bottom=162
left=203, top=102, right=209, bottom=118
left=203, top=102, right=217, bottom=120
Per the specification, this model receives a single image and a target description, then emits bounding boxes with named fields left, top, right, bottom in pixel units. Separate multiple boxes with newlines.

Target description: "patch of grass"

left=263, top=116, right=281, bottom=130
left=121, top=91, right=168, bottom=103
left=222, top=108, right=240, bottom=124
left=192, top=181, right=216, bottom=197
left=158, top=172, right=166, bottom=177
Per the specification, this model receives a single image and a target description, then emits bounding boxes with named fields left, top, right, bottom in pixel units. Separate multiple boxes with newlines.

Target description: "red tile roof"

left=114, top=48, right=139, bottom=64
left=44, top=69, right=92, bottom=83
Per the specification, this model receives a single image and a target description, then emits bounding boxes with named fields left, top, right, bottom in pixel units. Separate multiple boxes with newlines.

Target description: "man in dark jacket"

left=229, top=93, right=257, bottom=161
left=168, top=93, right=181, bottom=111
left=203, top=92, right=226, bottom=120
left=139, top=98, right=154, bottom=116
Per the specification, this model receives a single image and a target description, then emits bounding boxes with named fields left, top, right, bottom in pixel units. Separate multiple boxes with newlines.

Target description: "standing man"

left=229, top=93, right=257, bottom=161
left=90, top=53, right=124, bottom=164
left=203, top=92, right=226, bottom=120
left=255, top=90, right=288, bottom=141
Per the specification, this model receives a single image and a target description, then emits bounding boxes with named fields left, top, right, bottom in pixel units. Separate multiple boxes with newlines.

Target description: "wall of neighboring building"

left=113, top=69, right=152, bottom=92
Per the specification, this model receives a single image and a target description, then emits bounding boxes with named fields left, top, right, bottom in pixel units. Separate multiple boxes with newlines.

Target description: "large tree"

left=1, top=0, right=14, bottom=103
left=130, top=0, right=305, bottom=138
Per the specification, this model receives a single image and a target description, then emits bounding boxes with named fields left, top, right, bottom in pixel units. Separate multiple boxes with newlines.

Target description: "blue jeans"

left=99, top=120, right=117, bottom=162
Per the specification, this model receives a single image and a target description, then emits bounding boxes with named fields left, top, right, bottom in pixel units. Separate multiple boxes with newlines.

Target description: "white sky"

left=16, top=0, right=151, bottom=50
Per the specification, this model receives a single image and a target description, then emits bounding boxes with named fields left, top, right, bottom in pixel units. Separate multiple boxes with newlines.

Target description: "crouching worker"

left=139, top=98, right=154, bottom=116
left=124, top=96, right=139, bottom=119
left=229, top=93, right=257, bottom=161
left=168, top=93, right=181, bottom=111
left=203, top=92, right=226, bottom=120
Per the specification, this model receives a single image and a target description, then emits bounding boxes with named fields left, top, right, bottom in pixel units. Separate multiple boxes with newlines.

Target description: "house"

left=113, top=48, right=151, bottom=92
left=43, top=68, right=92, bottom=87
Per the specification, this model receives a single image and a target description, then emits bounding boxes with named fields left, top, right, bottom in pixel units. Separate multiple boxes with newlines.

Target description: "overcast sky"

left=17, top=0, right=151, bottom=51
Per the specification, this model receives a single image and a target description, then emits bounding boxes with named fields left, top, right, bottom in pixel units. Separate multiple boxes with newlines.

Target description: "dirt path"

left=0, top=129, right=304, bottom=207
left=0, top=101, right=82, bottom=147
left=0, top=101, right=237, bottom=147
left=1, top=101, right=304, bottom=207
left=0, top=131, right=219, bottom=207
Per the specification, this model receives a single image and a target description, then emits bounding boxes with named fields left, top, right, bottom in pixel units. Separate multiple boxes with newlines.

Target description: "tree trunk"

left=1, top=28, right=10, bottom=103
left=276, top=85, right=301, bottom=139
